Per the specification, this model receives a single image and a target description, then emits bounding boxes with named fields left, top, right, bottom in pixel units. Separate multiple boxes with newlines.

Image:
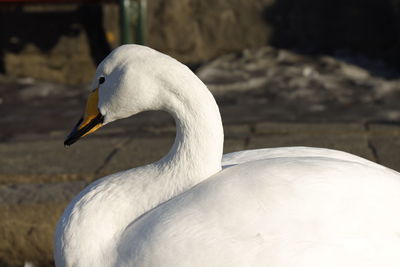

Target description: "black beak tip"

left=64, top=127, right=80, bottom=147
left=63, top=114, right=104, bottom=147
left=63, top=117, right=84, bottom=147
left=64, top=138, right=74, bottom=147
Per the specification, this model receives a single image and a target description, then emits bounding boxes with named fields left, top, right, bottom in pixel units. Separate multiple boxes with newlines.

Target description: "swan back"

left=117, top=157, right=400, bottom=266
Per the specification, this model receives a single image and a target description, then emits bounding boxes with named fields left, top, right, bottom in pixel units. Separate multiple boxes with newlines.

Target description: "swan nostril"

left=99, top=76, right=105, bottom=85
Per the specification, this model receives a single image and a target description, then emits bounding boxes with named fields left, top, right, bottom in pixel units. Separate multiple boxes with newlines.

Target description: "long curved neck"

left=56, top=67, right=224, bottom=267
left=158, top=77, right=224, bottom=190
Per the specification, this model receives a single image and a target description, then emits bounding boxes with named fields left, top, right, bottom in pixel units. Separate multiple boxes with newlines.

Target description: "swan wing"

left=117, top=157, right=400, bottom=267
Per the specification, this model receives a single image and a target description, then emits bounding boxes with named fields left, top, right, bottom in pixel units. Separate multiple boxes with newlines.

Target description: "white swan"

left=55, top=45, right=400, bottom=267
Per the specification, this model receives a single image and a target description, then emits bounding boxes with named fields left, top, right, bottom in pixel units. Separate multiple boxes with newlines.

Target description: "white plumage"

left=55, top=45, right=400, bottom=267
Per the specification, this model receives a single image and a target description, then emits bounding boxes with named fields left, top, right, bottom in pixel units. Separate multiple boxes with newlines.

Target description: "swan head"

left=64, top=45, right=186, bottom=146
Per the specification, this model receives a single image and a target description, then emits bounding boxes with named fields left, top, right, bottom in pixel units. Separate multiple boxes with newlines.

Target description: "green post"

left=135, top=0, right=147, bottom=45
left=119, top=0, right=132, bottom=44
left=119, top=0, right=147, bottom=45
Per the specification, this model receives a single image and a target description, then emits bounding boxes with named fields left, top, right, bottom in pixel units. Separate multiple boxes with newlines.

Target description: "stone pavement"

left=1, top=120, right=400, bottom=266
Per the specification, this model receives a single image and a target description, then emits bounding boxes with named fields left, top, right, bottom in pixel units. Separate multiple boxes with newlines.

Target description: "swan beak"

left=64, top=89, right=104, bottom=146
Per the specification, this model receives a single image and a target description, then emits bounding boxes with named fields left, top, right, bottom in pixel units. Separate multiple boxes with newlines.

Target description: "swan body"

left=55, top=45, right=400, bottom=267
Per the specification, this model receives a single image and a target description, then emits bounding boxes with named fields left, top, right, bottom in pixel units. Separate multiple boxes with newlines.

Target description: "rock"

left=148, top=0, right=273, bottom=63
left=339, top=62, right=370, bottom=80
left=197, top=46, right=400, bottom=123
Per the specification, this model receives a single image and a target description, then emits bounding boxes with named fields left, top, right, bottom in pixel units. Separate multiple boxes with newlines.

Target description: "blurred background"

left=1, top=0, right=400, bottom=266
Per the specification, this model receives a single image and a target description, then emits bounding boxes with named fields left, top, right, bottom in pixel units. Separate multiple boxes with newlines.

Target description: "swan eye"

left=99, top=76, right=105, bottom=85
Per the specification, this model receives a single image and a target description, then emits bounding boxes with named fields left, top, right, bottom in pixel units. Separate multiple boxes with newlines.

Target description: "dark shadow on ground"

left=0, top=4, right=111, bottom=72
left=262, top=0, right=400, bottom=78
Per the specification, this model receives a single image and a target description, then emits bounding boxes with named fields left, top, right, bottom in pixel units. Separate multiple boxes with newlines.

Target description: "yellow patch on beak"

left=80, top=89, right=103, bottom=137
left=64, top=89, right=104, bottom=146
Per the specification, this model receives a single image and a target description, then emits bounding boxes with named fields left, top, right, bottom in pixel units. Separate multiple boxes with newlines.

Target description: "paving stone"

left=368, top=123, right=400, bottom=135
left=0, top=138, right=128, bottom=184
left=0, top=181, right=86, bottom=205
left=255, top=122, right=365, bottom=135
left=369, top=124, right=400, bottom=172
left=0, top=181, right=86, bottom=267
left=223, top=139, right=246, bottom=154
left=223, top=124, right=251, bottom=138
left=141, top=125, right=176, bottom=136
left=369, top=136, right=400, bottom=171
left=99, top=137, right=175, bottom=175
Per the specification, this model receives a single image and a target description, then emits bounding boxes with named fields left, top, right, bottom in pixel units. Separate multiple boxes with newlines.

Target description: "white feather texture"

left=55, top=45, right=400, bottom=267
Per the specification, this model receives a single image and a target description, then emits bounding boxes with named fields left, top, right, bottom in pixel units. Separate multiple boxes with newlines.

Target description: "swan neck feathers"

left=55, top=45, right=224, bottom=267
